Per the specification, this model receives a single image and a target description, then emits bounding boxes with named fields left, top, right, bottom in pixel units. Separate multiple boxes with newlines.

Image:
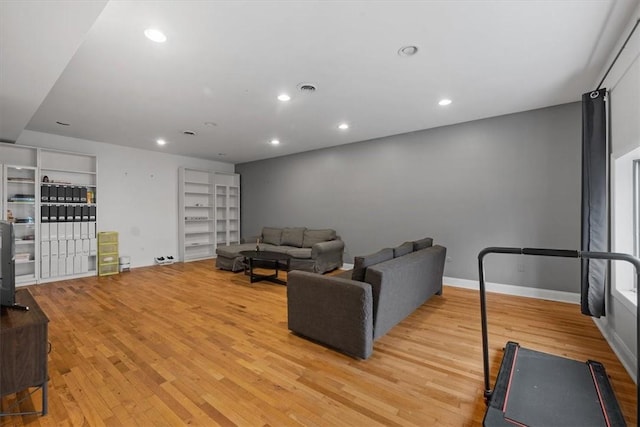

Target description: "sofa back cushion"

left=412, top=237, right=433, bottom=251
left=302, top=229, right=336, bottom=248
left=352, top=248, right=394, bottom=282
left=393, top=242, right=414, bottom=258
left=281, top=227, right=306, bottom=247
left=365, top=245, right=446, bottom=340
left=262, top=227, right=283, bottom=245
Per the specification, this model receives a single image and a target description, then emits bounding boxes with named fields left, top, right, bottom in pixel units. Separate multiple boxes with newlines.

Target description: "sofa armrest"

left=310, top=239, right=345, bottom=273
left=287, top=271, right=373, bottom=359
left=311, top=239, right=344, bottom=258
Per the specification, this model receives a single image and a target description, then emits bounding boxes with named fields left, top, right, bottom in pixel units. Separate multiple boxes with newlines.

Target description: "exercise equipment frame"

left=478, top=247, right=639, bottom=426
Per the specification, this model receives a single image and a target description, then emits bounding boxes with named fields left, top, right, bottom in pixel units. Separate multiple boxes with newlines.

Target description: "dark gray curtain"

left=581, top=89, right=608, bottom=318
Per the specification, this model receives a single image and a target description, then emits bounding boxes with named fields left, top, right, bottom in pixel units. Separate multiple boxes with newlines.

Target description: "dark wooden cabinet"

left=0, top=288, right=49, bottom=415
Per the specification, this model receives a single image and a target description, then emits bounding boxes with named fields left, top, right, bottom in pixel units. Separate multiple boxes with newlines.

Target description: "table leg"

left=249, top=257, right=257, bottom=283
left=241, top=256, right=289, bottom=285
left=42, top=380, right=48, bottom=415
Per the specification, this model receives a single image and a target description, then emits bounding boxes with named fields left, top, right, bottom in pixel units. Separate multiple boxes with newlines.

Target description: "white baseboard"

left=443, top=276, right=580, bottom=304
left=593, top=318, right=637, bottom=384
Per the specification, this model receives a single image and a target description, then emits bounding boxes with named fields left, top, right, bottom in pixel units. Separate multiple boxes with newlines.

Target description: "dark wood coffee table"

left=239, top=250, right=292, bottom=285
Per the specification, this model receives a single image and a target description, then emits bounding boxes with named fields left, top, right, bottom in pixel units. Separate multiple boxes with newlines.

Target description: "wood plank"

left=1, top=261, right=636, bottom=426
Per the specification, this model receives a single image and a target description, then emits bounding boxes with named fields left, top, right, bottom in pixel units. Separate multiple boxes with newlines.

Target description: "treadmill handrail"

left=478, top=247, right=640, bottom=401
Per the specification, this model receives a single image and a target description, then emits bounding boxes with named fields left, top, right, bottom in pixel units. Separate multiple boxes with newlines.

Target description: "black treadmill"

left=478, top=248, right=639, bottom=427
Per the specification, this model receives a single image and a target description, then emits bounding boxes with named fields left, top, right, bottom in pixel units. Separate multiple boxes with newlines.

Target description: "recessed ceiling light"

left=277, top=94, right=291, bottom=102
left=338, top=123, right=349, bottom=130
left=270, top=139, right=280, bottom=145
left=398, top=45, right=419, bottom=57
left=438, top=99, right=452, bottom=106
left=144, top=28, right=167, bottom=43
left=56, top=121, right=70, bottom=126
left=156, top=138, right=166, bottom=146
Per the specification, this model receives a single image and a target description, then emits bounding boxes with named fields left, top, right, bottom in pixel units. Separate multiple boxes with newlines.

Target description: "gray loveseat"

left=287, top=237, right=446, bottom=359
left=215, top=226, right=344, bottom=274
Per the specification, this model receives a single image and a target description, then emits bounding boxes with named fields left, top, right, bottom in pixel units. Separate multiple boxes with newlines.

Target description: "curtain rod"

left=596, top=18, right=640, bottom=90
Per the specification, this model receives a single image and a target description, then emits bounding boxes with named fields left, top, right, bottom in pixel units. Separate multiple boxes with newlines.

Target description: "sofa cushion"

left=262, top=227, right=283, bottom=245
left=413, top=237, right=433, bottom=251
left=281, top=227, right=306, bottom=247
left=286, top=247, right=312, bottom=259
left=352, top=248, right=394, bottom=282
left=302, top=229, right=336, bottom=248
left=215, top=243, right=257, bottom=258
left=268, top=245, right=297, bottom=254
left=393, top=242, right=414, bottom=258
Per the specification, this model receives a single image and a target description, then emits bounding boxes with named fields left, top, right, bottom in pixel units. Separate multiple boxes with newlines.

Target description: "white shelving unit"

left=179, top=168, right=215, bottom=262
left=2, top=165, right=38, bottom=285
left=215, top=172, right=240, bottom=247
left=39, top=149, right=98, bottom=282
left=0, top=144, right=38, bottom=286
left=0, top=143, right=97, bottom=284
left=178, top=169, right=240, bottom=262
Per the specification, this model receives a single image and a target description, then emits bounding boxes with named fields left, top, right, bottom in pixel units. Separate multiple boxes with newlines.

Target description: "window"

left=632, top=158, right=639, bottom=295
left=612, top=148, right=639, bottom=308
left=634, top=159, right=639, bottom=261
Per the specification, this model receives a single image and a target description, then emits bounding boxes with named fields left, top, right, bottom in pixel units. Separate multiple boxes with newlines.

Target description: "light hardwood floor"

left=1, top=261, right=637, bottom=426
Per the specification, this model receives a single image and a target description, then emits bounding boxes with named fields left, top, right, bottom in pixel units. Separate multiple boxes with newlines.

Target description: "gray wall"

left=237, top=102, right=582, bottom=292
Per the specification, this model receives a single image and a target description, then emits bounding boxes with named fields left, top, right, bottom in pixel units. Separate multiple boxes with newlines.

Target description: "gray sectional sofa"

left=215, top=227, right=344, bottom=274
left=287, top=237, right=446, bottom=359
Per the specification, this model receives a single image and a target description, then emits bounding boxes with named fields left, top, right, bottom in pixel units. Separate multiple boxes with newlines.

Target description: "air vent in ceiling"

left=183, top=130, right=196, bottom=136
left=398, top=45, right=419, bottom=57
left=297, top=82, right=317, bottom=93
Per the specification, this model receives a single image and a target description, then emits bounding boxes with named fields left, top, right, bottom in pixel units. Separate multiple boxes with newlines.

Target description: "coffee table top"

left=239, top=250, right=292, bottom=261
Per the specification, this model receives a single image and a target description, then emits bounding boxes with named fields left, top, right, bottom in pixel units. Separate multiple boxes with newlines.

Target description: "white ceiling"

left=1, top=1, right=638, bottom=164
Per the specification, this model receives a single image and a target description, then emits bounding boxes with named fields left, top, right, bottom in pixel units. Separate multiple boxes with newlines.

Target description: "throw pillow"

left=262, top=227, right=283, bottom=245
left=413, top=237, right=433, bottom=251
left=393, top=241, right=414, bottom=258
left=302, top=229, right=336, bottom=248
left=352, top=248, right=394, bottom=282
left=281, top=227, right=306, bottom=247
